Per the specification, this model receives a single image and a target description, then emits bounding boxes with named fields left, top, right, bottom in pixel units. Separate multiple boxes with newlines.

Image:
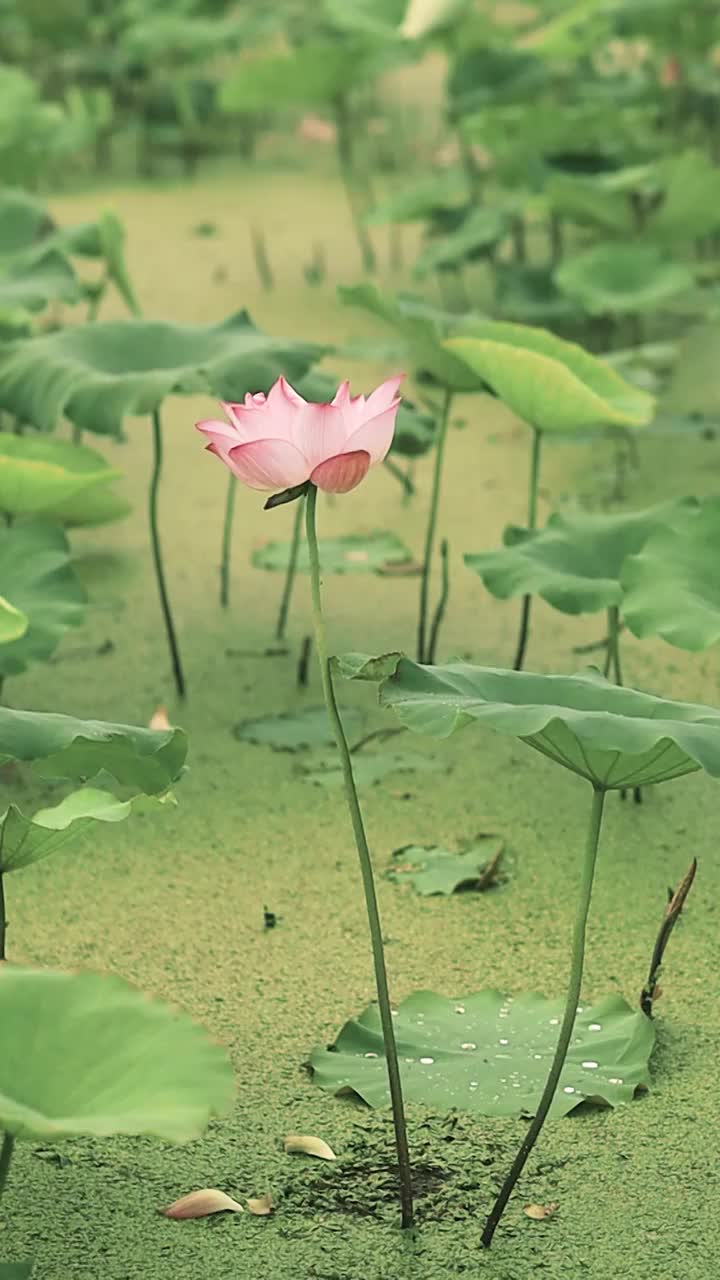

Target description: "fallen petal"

left=149, top=706, right=172, bottom=731
left=246, top=1193, right=273, bottom=1216
left=524, top=1202, right=559, bottom=1221
left=284, top=1134, right=337, bottom=1161
left=161, top=1189, right=245, bottom=1219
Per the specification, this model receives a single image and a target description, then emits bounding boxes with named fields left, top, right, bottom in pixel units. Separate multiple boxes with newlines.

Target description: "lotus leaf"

left=0, top=312, right=326, bottom=436
left=622, top=499, right=720, bottom=651
left=0, top=522, right=85, bottom=678
left=340, top=655, right=720, bottom=789
left=0, top=433, right=129, bottom=525
left=446, top=323, right=654, bottom=432
left=310, top=989, right=653, bottom=1116
left=464, top=499, right=694, bottom=614
left=0, top=967, right=234, bottom=1142
left=0, top=706, right=187, bottom=793
left=0, top=789, right=174, bottom=873
left=555, top=244, right=693, bottom=316
left=253, top=531, right=413, bottom=576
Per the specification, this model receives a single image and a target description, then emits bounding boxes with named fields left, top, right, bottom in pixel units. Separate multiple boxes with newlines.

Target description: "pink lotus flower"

left=196, top=375, right=402, bottom=496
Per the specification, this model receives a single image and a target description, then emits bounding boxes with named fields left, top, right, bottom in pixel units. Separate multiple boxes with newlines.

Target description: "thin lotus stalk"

left=0, top=870, right=6, bottom=960
left=297, top=633, right=312, bottom=687
left=334, top=94, right=376, bottom=274
left=427, top=538, right=450, bottom=665
left=482, top=785, right=606, bottom=1247
left=275, top=498, right=304, bottom=642
left=149, top=408, right=186, bottom=700
left=417, top=390, right=453, bottom=662
left=383, top=455, right=415, bottom=499
left=0, top=1133, right=14, bottom=1202
left=305, top=483, right=414, bottom=1229
left=513, top=426, right=543, bottom=671
left=250, top=224, right=274, bottom=292
left=72, top=424, right=83, bottom=447
left=220, top=473, right=238, bottom=609
left=607, top=605, right=641, bottom=802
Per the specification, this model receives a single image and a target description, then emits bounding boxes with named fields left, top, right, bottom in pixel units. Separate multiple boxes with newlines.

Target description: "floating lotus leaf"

left=464, top=498, right=694, bottom=614
left=300, top=750, right=443, bottom=788
left=253, top=531, right=413, bottom=576
left=414, top=207, right=509, bottom=278
left=661, top=321, right=720, bottom=422
left=544, top=174, right=633, bottom=234
left=0, top=967, right=234, bottom=1142
left=233, top=705, right=362, bottom=752
left=0, top=312, right=326, bottom=436
left=0, top=522, right=85, bottom=678
left=0, top=433, right=129, bottom=526
left=622, top=499, right=720, bottom=651
left=555, top=244, right=693, bottom=316
left=0, top=250, right=81, bottom=315
left=650, top=149, right=720, bottom=244
left=0, top=789, right=174, bottom=873
left=387, top=836, right=503, bottom=895
left=339, top=283, right=487, bottom=392
left=310, top=989, right=653, bottom=1116
left=0, top=706, right=187, bottom=792
left=339, top=655, right=720, bottom=789
left=446, top=323, right=654, bottom=432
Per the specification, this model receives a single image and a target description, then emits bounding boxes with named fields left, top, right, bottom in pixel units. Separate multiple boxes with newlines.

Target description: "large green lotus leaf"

left=220, top=40, right=399, bottom=112
left=387, top=836, right=503, bottom=895
left=0, top=597, right=27, bottom=644
left=365, top=172, right=468, bottom=225
left=0, top=186, right=49, bottom=255
left=233, top=705, right=362, bottom=752
left=0, top=249, right=81, bottom=314
left=661, top=321, right=720, bottom=422
left=252, top=531, right=413, bottom=576
left=414, top=207, right=509, bottom=278
left=447, top=45, right=548, bottom=117
left=310, top=989, right=653, bottom=1116
left=464, top=498, right=695, bottom=615
left=622, top=500, right=720, bottom=651
left=338, top=283, right=487, bottom=392
left=650, top=149, right=720, bottom=244
left=341, top=656, right=720, bottom=789
left=0, top=788, right=174, bottom=873
left=555, top=244, right=693, bottom=317
left=0, top=967, right=234, bottom=1142
left=544, top=174, right=633, bottom=234
left=0, top=312, right=326, bottom=436
left=0, top=522, right=85, bottom=677
left=446, top=323, right=654, bottom=432
left=0, top=707, right=187, bottom=792
left=0, top=433, right=127, bottom=524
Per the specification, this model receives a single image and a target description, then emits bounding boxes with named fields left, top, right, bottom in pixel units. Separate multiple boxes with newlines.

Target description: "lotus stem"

left=220, top=473, right=238, bottom=609
left=383, top=456, right=415, bottom=499
left=427, top=538, right=450, bottom=665
left=149, top=408, right=186, bottom=700
left=513, top=426, right=542, bottom=672
left=0, top=871, right=6, bottom=960
left=250, top=224, right=274, bottom=291
left=334, top=94, right=376, bottom=274
left=482, top=785, right=606, bottom=1247
left=417, top=389, right=453, bottom=663
left=305, top=484, right=414, bottom=1229
left=608, top=605, right=623, bottom=687
left=275, top=498, right=303, bottom=642
left=72, top=425, right=83, bottom=447
left=0, top=1133, right=14, bottom=1203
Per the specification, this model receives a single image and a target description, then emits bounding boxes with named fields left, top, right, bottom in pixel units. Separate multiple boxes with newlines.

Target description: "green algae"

left=1, top=170, right=719, bottom=1279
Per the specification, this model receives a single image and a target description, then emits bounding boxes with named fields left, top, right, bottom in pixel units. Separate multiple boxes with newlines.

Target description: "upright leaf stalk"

left=513, top=426, right=542, bottom=671
left=305, top=484, right=414, bottom=1229
left=417, top=390, right=453, bottom=663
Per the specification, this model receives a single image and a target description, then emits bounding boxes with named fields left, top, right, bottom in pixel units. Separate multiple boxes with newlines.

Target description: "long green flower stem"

left=149, top=408, right=186, bottom=700
left=220, top=473, right=238, bottom=609
left=606, top=607, right=641, bottom=802
left=482, top=785, right=606, bottom=1247
left=0, top=1133, right=14, bottom=1203
left=305, top=484, right=414, bottom=1230
left=275, top=498, right=304, bottom=642
left=426, top=538, right=450, bottom=666
left=0, top=870, right=6, bottom=960
left=417, top=389, right=453, bottom=663
left=513, top=426, right=543, bottom=672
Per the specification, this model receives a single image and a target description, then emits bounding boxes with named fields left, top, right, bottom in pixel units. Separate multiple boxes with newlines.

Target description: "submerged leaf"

left=252, top=532, right=413, bottom=576
left=233, top=706, right=362, bottom=752
left=0, top=967, right=234, bottom=1142
left=161, top=1189, right=244, bottom=1219
left=301, top=750, right=443, bottom=788
left=284, top=1134, right=337, bottom=1161
left=310, top=990, right=653, bottom=1116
